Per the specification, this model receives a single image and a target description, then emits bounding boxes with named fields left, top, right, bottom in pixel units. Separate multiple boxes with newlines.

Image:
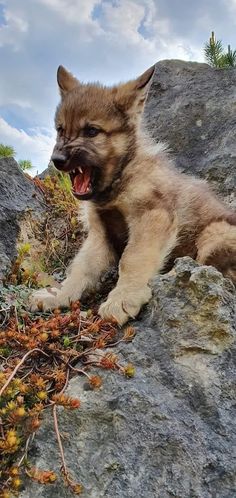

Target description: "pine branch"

left=225, top=46, right=236, bottom=67
left=204, top=32, right=224, bottom=68
left=204, top=32, right=236, bottom=68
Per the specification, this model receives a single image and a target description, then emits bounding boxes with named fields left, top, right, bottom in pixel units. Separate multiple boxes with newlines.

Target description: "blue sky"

left=0, top=0, right=236, bottom=175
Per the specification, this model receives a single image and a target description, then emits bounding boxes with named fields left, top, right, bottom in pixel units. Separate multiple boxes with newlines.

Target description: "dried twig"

left=52, top=404, right=82, bottom=494
left=18, top=433, right=35, bottom=467
left=0, top=348, right=49, bottom=397
left=68, top=364, right=91, bottom=380
left=52, top=404, right=67, bottom=471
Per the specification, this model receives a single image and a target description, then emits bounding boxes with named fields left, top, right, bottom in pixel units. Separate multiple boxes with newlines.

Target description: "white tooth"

left=79, top=166, right=83, bottom=174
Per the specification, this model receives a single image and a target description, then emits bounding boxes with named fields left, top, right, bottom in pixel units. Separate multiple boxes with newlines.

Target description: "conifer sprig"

left=204, top=32, right=236, bottom=68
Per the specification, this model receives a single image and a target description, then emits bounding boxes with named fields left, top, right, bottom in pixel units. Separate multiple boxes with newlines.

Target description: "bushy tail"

left=196, top=219, right=236, bottom=284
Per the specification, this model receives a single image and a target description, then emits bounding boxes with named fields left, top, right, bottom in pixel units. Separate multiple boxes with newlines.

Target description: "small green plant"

left=19, top=159, right=33, bottom=171
left=33, top=174, right=80, bottom=273
left=0, top=144, right=15, bottom=158
left=204, top=32, right=236, bottom=68
left=6, top=243, right=41, bottom=288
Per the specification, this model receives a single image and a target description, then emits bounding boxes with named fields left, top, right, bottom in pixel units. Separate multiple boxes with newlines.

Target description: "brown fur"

left=98, top=208, right=128, bottom=257
left=30, top=65, right=236, bottom=324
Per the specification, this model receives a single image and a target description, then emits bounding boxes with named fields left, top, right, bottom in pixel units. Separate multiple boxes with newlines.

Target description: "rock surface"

left=20, top=258, right=236, bottom=498
left=1, top=61, right=236, bottom=498
left=0, top=157, right=45, bottom=279
left=145, top=60, right=236, bottom=207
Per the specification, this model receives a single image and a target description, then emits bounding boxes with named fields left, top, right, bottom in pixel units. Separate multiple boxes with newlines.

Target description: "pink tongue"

left=74, top=168, right=91, bottom=194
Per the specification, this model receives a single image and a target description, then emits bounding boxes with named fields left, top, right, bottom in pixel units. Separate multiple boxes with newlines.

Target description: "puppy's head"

left=52, top=64, right=155, bottom=201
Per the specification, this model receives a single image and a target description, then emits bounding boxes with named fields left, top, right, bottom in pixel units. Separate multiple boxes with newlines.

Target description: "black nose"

left=51, top=153, right=67, bottom=170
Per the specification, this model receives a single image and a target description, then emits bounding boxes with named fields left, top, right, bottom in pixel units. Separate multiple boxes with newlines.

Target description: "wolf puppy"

left=31, top=65, right=236, bottom=324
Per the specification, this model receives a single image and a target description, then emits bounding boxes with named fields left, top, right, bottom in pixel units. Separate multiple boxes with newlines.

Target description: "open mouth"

left=69, top=166, right=93, bottom=199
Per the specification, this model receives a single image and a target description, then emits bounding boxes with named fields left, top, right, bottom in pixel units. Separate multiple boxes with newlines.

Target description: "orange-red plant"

left=0, top=299, right=135, bottom=496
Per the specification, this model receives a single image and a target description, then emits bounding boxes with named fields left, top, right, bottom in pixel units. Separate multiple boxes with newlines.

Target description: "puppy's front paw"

left=29, top=287, right=70, bottom=312
left=99, top=286, right=151, bottom=325
left=99, top=295, right=129, bottom=326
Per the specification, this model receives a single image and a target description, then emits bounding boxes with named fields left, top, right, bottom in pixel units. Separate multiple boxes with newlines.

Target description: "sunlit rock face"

left=145, top=59, right=236, bottom=209
left=20, top=258, right=236, bottom=498
left=0, top=157, right=45, bottom=279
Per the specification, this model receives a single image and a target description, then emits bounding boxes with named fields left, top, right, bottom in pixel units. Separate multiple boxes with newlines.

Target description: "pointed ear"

left=57, top=65, right=79, bottom=97
left=135, top=65, right=155, bottom=90
left=115, top=65, right=155, bottom=113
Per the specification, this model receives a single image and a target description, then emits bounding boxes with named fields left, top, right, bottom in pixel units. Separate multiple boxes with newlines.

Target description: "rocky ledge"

left=20, top=258, right=236, bottom=498
left=0, top=59, right=235, bottom=498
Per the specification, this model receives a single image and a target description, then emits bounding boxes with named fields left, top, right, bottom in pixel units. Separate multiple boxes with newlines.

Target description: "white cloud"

left=0, top=2, right=28, bottom=50
left=38, top=0, right=100, bottom=24
left=0, top=0, right=228, bottom=172
left=98, top=0, right=202, bottom=74
left=224, top=0, right=236, bottom=18
left=225, top=0, right=236, bottom=7
left=101, top=0, right=146, bottom=43
left=37, top=0, right=103, bottom=40
left=0, top=117, right=55, bottom=174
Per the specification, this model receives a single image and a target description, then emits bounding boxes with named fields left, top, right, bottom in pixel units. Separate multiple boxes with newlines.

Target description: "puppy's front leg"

left=99, top=209, right=177, bottom=325
left=30, top=209, right=116, bottom=311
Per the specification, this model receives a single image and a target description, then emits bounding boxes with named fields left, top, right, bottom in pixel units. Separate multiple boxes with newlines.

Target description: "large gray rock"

left=20, top=258, right=236, bottom=498
left=0, top=157, right=45, bottom=278
left=2, top=61, right=235, bottom=497
left=145, top=60, right=236, bottom=207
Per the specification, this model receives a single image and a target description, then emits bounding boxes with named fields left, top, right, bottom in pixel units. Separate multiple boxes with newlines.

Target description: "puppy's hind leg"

left=196, top=219, right=236, bottom=283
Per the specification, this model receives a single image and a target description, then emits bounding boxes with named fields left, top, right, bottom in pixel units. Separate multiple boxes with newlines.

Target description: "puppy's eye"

left=56, top=125, right=63, bottom=134
left=83, top=126, right=100, bottom=138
